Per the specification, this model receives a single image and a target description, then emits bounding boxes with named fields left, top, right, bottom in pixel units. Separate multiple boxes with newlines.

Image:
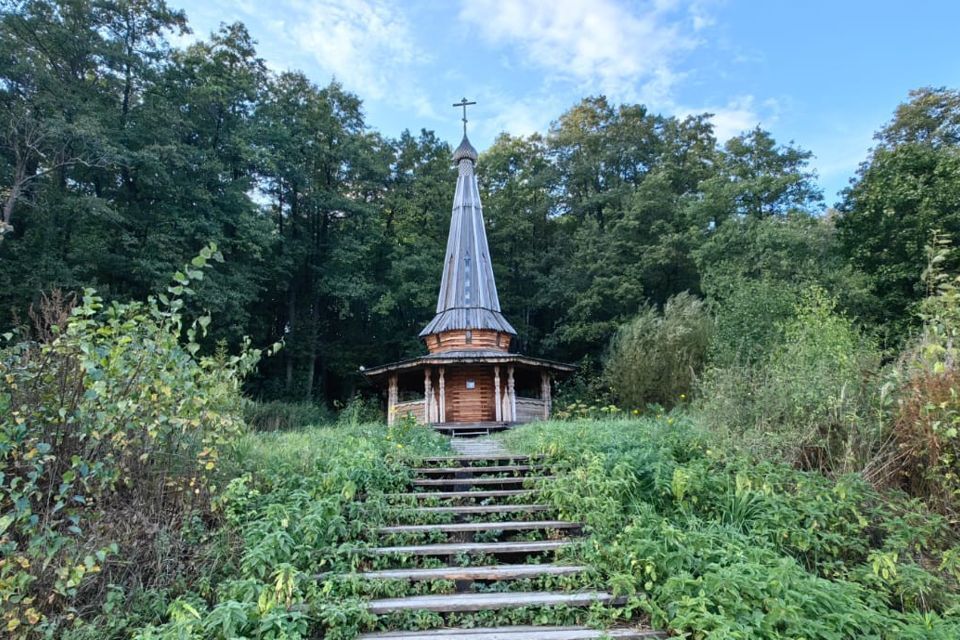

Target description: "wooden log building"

left=362, top=103, right=573, bottom=435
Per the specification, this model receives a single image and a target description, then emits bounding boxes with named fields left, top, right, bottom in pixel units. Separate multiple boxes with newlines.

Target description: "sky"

left=175, top=0, right=960, bottom=204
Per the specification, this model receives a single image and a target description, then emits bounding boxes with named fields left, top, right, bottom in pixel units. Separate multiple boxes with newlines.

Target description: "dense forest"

left=5, top=2, right=960, bottom=638
left=5, top=0, right=958, bottom=406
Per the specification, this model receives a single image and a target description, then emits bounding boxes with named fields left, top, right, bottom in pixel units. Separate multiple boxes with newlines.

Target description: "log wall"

left=515, top=397, right=546, bottom=423
left=425, top=330, right=511, bottom=354
left=394, top=400, right=425, bottom=424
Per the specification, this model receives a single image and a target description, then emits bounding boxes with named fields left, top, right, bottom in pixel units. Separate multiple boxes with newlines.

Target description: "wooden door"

left=445, top=366, right=495, bottom=422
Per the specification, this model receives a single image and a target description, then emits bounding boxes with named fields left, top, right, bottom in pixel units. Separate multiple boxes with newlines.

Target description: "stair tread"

left=387, top=490, right=534, bottom=500
left=366, top=590, right=621, bottom=613
left=405, top=504, right=550, bottom=515
left=419, top=455, right=535, bottom=463
left=321, top=563, right=586, bottom=581
left=380, top=520, right=579, bottom=534
left=414, top=464, right=539, bottom=474
left=413, top=476, right=553, bottom=486
left=371, top=539, right=572, bottom=556
left=359, top=627, right=665, bottom=639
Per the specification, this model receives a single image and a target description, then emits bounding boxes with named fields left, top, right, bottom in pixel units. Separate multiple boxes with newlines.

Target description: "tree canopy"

left=2, top=0, right=957, bottom=403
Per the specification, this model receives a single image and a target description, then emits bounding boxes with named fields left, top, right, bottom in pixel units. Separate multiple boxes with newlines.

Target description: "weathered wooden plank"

left=413, top=465, right=538, bottom=475
left=359, top=627, right=666, bottom=639
left=379, top=520, right=579, bottom=535
left=418, top=454, right=532, bottom=464
left=412, top=477, right=553, bottom=487
left=366, top=591, right=623, bottom=613
left=386, top=489, right=534, bottom=500
left=405, top=504, right=550, bottom=515
left=319, top=563, right=586, bottom=582
left=370, top=539, right=571, bottom=556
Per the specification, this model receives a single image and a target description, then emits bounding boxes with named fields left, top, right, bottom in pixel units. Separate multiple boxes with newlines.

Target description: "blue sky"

left=176, top=0, right=960, bottom=204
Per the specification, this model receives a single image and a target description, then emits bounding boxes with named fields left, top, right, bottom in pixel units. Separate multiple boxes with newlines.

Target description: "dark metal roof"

left=452, top=134, right=479, bottom=164
left=420, top=307, right=515, bottom=336
left=361, top=352, right=575, bottom=380
left=420, top=134, right=517, bottom=337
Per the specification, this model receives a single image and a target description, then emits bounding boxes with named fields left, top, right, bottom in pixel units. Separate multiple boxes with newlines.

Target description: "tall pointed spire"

left=420, top=101, right=516, bottom=338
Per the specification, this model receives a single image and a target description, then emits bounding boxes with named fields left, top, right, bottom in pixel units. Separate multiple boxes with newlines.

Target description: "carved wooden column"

left=438, top=366, right=446, bottom=423
left=494, top=365, right=502, bottom=422
left=541, top=372, right=551, bottom=420
left=387, top=373, right=398, bottom=426
left=423, top=367, right=432, bottom=425
left=507, top=365, right=516, bottom=422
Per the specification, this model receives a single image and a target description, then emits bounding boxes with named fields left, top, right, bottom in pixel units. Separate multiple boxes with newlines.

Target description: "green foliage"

left=697, top=214, right=877, bottom=365
left=838, top=87, right=960, bottom=337
left=128, top=422, right=448, bottom=639
left=501, top=418, right=960, bottom=639
left=244, top=401, right=335, bottom=432
left=603, top=292, right=711, bottom=409
left=0, top=244, right=273, bottom=636
left=698, top=287, right=882, bottom=473
left=887, top=234, right=960, bottom=516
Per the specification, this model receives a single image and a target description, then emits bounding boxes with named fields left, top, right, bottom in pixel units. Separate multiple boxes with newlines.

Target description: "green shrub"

left=500, top=418, right=960, bottom=639
left=706, top=276, right=800, bottom=366
left=603, top=292, right=711, bottom=410
left=0, top=245, right=274, bottom=637
left=698, top=287, right=881, bottom=473
left=335, top=393, right=383, bottom=427
left=887, top=235, right=960, bottom=516
left=244, top=400, right=334, bottom=431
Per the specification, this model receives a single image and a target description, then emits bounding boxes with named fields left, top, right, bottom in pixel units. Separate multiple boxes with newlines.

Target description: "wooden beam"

left=508, top=365, right=516, bottom=422
left=370, top=539, right=570, bottom=556
left=438, top=366, right=446, bottom=423
left=387, top=373, right=398, bottom=426
left=324, top=563, right=585, bottom=582
left=494, top=365, right=502, bottom=422
left=365, top=590, right=622, bottom=614
left=542, top=371, right=551, bottom=419
left=423, top=367, right=432, bottom=425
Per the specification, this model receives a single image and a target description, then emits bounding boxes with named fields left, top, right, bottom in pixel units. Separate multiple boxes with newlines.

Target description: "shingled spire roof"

left=419, top=133, right=517, bottom=338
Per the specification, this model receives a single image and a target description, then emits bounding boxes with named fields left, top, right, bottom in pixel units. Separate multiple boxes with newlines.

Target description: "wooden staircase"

left=339, top=450, right=664, bottom=639
left=431, top=422, right=512, bottom=437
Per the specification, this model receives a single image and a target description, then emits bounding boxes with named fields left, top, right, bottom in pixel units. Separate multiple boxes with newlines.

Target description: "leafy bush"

left=698, top=287, right=882, bottom=473
left=244, top=400, right=334, bottom=431
left=129, top=421, right=449, bottom=639
left=0, top=245, right=274, bottom=637
left=335, top=393, right=383, bottom=427
left=603, top=292, right=711, bottom=409
left=887, top=236, right=960, bottom=516
left=501, top=417, right=960, bottom=639
left=706, top=276, right=800, bottom=366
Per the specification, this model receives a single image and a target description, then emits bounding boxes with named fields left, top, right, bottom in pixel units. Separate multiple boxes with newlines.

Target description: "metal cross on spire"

left=453, top=97, right=476, bottom=136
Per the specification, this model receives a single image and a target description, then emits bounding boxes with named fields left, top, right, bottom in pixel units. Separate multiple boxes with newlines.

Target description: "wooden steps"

left=371, top=539, right=571, bottom=557
left=366, top=590, right=624, bottom=614
left=405, top=504, right=550, bottom=515
left=419, top=454, right=535, bottom=464
left=323, top=563, right=586, bottom=582
left=413, top=464, right=539, bottom=475
left=387, top=489, right=534, bottom=500
left=360, top=627, right=664, bottom=639
left=331, top=445, right=662, bottom=639
left=412, top=476, right=553, bottom=487
left=379, top=520, right=579, bottom=535
left=432, top=422, right=511, bottom=438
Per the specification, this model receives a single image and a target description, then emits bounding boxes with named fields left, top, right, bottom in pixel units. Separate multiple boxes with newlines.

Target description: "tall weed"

left=603, top=292, right=711, bottom=409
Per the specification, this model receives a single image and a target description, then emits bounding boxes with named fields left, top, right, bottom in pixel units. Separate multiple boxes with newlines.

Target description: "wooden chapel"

left=362, top=101, right=573, bottom=435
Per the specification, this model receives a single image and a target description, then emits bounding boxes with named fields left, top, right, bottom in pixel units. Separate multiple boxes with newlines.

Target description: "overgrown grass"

left=95, top=420, right=451, bottom=640
left=500, top=416, right=960, bottom=639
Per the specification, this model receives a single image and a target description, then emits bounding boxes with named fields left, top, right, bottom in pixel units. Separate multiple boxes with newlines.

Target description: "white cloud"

left=288, top=0, right=425, bottom=102
left=675, top=96, right=780, bottom=142
left=458, top=0, right=701, bottom=102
